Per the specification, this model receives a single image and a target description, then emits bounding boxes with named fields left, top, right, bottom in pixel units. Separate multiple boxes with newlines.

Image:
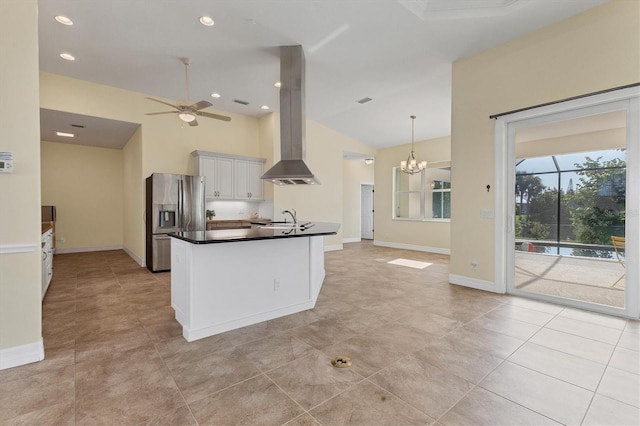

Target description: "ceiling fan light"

left=199, top=16, right=214, bottom=26
left=178, top=112, right=196, bottom=123
left=54, top=15, right=73, bottom=25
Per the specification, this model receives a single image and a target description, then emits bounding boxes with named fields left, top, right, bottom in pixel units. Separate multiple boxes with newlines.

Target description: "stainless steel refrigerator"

left=145, top=173, right=205, bottom=272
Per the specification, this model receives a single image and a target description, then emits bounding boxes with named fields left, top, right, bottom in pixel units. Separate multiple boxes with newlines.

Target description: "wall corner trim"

left=0, top=340, right=45, bottom=371
left=449, top=274, right=501, bottom=293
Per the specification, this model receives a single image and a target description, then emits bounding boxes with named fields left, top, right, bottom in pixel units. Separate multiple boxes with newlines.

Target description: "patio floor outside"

left=515, top=252, right=625, bottom=308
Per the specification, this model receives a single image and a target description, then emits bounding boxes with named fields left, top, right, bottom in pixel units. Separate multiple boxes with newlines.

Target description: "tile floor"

left=1, top=241, right=638, bottom=425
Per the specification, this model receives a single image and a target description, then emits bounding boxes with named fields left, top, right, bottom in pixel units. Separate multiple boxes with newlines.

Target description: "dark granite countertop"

left=170, top=222, right=340, bottom=244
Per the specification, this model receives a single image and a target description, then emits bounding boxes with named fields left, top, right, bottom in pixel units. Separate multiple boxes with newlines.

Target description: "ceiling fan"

left=145, top=57, right=231, bottom=126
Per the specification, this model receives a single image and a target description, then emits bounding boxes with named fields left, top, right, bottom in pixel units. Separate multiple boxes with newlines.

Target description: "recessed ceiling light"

left=56, top=131, right=75, bottom=137
left=211, top=92, right=221, bottom=98
left=54, top=15, right=73, bottom=25
left=274, top=81, right=282, bottom=88
left=261, top=105, right=269, bottom=110
left=199, top=16, right=214, bottom=26
left=60, top=52, right=75, bottom=61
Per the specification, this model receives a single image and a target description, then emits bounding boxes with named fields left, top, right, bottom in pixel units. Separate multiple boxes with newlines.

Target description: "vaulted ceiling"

left=38, top=0, right=608, bottom=149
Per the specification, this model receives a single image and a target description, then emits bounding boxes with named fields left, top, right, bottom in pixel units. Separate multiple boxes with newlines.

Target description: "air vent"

left=70, top=124, right=85, bottom=128
left=233, top=99, right=250, bottom=105
left=357, top=97, right=372, bottom=104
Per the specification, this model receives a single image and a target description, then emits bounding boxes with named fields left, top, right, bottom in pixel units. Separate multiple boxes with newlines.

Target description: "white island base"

left=171, top=236, right=326, bottom=342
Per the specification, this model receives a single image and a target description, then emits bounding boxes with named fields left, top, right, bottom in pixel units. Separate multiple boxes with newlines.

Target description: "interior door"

left=361, top=184, right=374, bottom=239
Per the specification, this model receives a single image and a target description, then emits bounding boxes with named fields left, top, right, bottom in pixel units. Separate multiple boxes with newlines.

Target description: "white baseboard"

left=123, top=246, right=144, bottom=267
left=374, top=240, right=451, bottom=255
left=342, top=237, right=361, bottom=244
left=55, top=244, right=123, bottom=254
left=449, top=274, right=500, bottom=293
left=0, top=340, right=44, bottom=370
left=183, top=300, right=317, bottom=342
left=324, top=244, right=343, bottom=252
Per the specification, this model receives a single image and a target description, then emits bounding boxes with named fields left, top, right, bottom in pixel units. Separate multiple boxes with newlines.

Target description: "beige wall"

left=374, top=136, right=451, bottom=251
left=41, top=141, right=124, bottom=251
left=342, top=159, right=375, bottom=241
left=0, top=0, right=41, bottom=351
left=273, top=120, right=375, bottom=248
left=450, top=0, right=640, bottom=283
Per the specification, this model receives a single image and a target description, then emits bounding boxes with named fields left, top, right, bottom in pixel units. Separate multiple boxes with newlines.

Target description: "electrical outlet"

left=273, top=278, right=280, bottom=291
left=471, top=260, right=478, bottom=270
left=57, top=237, right=66, bottom=244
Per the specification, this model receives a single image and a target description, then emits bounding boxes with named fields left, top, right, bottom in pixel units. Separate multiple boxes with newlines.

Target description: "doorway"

left=361, top=184, right=374, bottom=239
left=494, top=86, right=639, bottom=318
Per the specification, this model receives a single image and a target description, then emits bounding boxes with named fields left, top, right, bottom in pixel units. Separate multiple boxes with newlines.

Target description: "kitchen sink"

left=259, top=223, right=296, bottom=229
left=258, top=222, right=314, bottom=230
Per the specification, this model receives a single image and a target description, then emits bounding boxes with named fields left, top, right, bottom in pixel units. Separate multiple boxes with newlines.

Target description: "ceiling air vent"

left=233, top=99, right=250, bottom=105
left=357, top=97, right=373, bottom=104
left=70, top=124, right=85, bottom=128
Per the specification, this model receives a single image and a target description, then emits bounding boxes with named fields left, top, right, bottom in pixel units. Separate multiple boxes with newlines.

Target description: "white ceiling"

left=38, top=0, right=609, bottom=149
left=516, top=110, right=627, bottom=143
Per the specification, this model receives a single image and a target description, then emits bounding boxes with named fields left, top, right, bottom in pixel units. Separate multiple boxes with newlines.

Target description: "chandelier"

left=400, top=115, right=426, bottom=174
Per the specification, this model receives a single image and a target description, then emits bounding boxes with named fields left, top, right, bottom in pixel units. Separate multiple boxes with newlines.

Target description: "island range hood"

left=261, top=45, right=320, bottom=185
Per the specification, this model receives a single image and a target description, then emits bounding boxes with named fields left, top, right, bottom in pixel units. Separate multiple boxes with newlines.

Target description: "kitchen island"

left=170, top=222, right=339, bottom=341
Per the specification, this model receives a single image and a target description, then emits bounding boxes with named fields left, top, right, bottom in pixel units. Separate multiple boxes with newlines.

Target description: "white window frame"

left=392, top=163, right=452, bottom=222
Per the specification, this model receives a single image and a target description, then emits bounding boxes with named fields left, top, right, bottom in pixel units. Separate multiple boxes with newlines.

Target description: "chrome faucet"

left=282, top=209, right=297, bottom=225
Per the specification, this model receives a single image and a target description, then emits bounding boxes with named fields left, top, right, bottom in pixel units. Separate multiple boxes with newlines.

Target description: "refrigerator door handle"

left=178, top=178, right=183, bottom=229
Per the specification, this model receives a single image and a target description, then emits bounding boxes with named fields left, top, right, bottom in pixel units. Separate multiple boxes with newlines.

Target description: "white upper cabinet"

left=234, top=159, right=264, bottom=200
left=196, top=156, right=234, bottom=200
left=249, top=161, right=264, bottom=200
left=193, top=151, right=265, bottom=201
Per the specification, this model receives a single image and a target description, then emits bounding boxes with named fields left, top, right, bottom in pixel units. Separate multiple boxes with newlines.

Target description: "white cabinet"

left=41, top=229, right=53, bottom=300
left=234, top=160, right=264, bottom=200
left=192, top=151, right=265, bottom=201
left=196, top=156, right=234, bottom=200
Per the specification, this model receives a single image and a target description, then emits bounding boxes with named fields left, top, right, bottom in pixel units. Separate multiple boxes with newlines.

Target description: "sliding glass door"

left=494, top=86, right=639, bottom=318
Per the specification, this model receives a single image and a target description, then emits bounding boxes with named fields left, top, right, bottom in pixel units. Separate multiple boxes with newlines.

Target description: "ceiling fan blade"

left=188, top=118, right=199, bottom=127
left=190, top=100, right=213, bottom=111
left=196, top=111, right=232, bottom=122
left=145, top=111, right=178, bottom=116
left=145, top=97, right=179, bottom=110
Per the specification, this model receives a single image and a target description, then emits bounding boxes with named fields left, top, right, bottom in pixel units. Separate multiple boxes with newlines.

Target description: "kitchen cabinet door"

left=197, top=156, right=234, bottom=200
left=234, top=160, right=264, bottom=200
left=216, top=157, right=234, bottom=199
left=234, top=160, right=251, bottom=200
left=199, top=157, right=217, bottom=199
left=249, top=161, right=264, bottom=200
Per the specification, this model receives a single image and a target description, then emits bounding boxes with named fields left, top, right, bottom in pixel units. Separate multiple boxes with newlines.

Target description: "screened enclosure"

left=515, top=149, right=626, bottom=258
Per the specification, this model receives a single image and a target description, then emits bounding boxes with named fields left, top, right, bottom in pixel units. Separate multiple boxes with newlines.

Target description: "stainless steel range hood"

left=261, top=45, right=320, bottom=185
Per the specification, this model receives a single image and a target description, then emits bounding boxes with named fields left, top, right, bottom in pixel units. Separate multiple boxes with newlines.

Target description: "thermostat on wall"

left=0, top=152, right=14, bottom=173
